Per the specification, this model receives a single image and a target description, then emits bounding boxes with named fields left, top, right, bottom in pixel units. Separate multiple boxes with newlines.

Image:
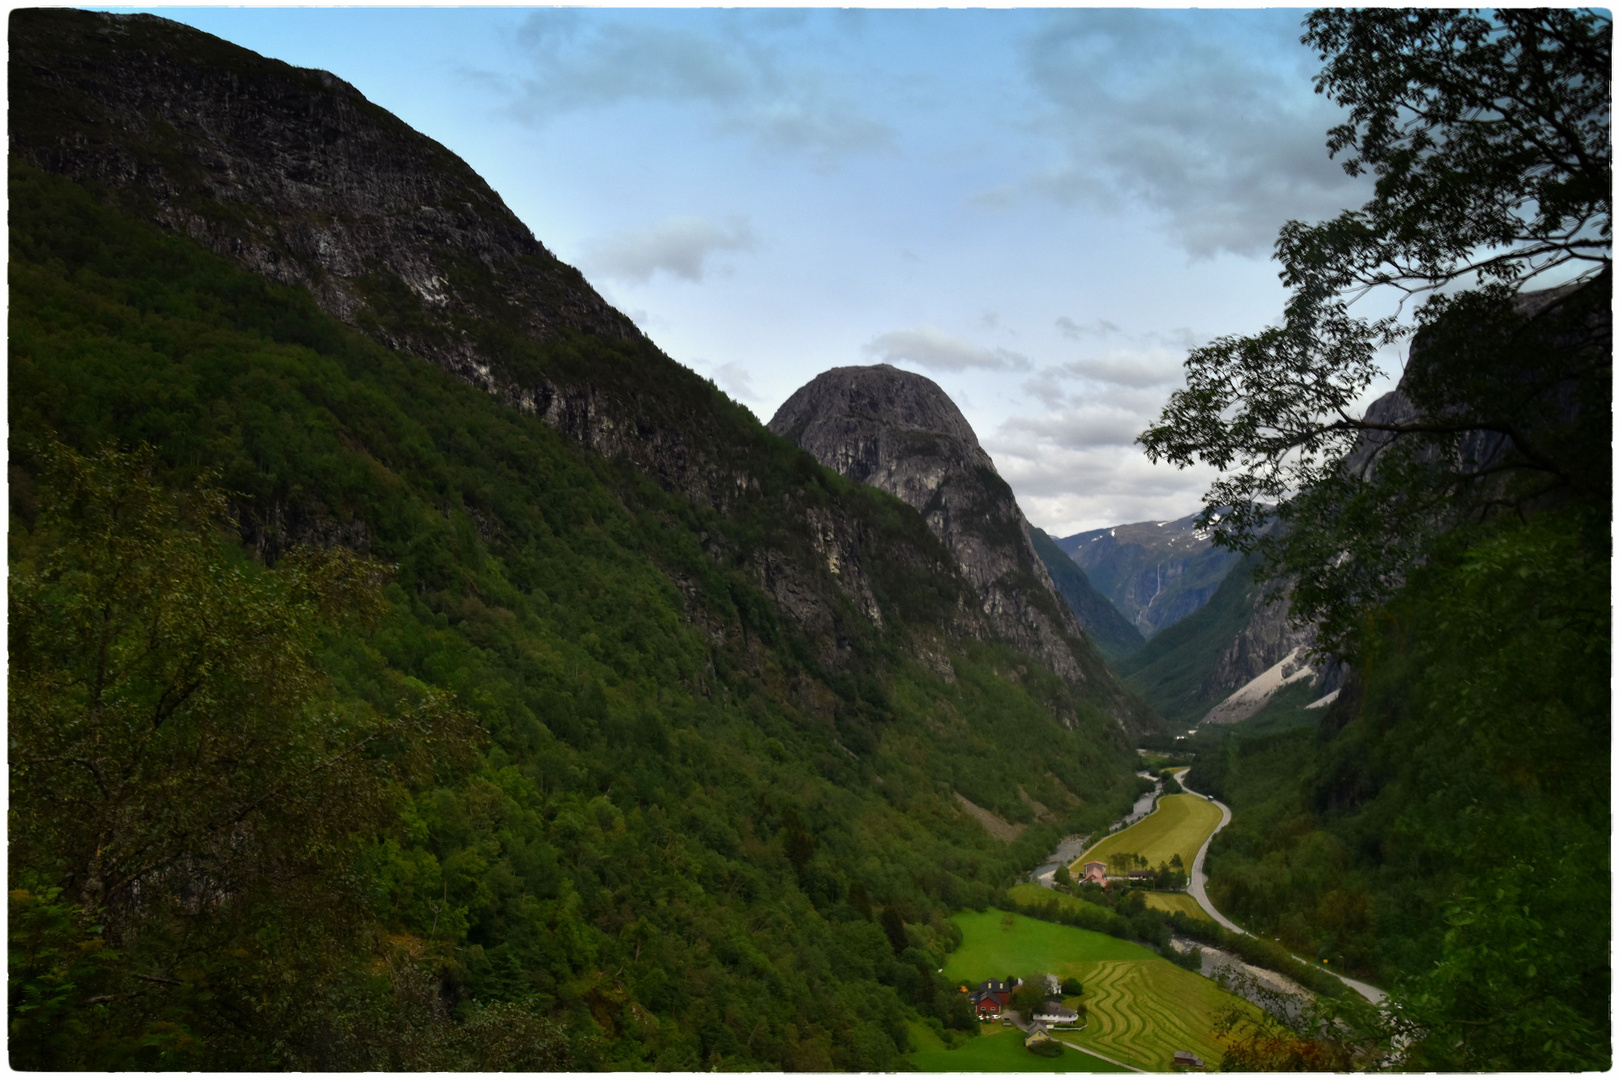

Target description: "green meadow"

left=906, top=1022, right=1129, bottom=1073
left=944, top=909, right=1254, bottom=1070
left=1075, top=794, right=1224, bottom=872
left=1142, top=892, right=1210, bottom=922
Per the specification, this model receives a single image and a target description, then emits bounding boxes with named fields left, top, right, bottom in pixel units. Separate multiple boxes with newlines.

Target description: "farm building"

left=967, top=977, right=1018, bottom=1020
left=1035, top=999, right=1081, bottom=1026
left=1173, top=1050, right=1206, bottom=1068
left=1024, top=1022, right=1053, bottom=1049
left=1081, top=861, right=1108, bottom=884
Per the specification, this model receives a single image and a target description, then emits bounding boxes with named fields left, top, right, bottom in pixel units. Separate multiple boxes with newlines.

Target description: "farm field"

left=945, top=909, right=1254, bottom=1071
left=1074, top=793, right=1223, bottom=873
left=906, top=1022, right=1129, bottom=1073
left=1141, top=891, right=1210, bottom=921
left=1007, top=881, right=1116, bottom=919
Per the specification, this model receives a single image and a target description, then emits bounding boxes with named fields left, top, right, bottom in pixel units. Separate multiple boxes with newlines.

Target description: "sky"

left=119, top=5, right=1404, bottom=536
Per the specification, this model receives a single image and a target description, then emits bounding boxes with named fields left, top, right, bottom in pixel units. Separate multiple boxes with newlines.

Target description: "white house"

left=1035, top=999, right=1081, bottom=1026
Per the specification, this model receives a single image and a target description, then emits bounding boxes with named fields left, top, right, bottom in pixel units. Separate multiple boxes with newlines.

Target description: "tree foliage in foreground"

left=1140, top=8, right=1611, bottom=655
left=1142, top=9, right=1610, bottom=1070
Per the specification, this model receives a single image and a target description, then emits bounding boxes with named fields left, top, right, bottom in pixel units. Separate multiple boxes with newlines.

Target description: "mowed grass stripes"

left=1068, top=959, right=1231, bottom=1070
left=1141, top=891, right=1210, bottom=921
left=944, top=910, right=1256, bottom=1071
left=1074, top=793, right=1224, bottom=872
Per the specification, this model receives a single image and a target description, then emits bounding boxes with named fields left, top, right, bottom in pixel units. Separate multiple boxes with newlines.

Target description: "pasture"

left=906, top=1022, right=1129, bottom=1073
left=1074, top=793, right=1223, bottom=872
left=945, top=909, right=1254, bottom=1070
left=1006, top=881, right=1116, bottom=920
left=1141, top=891, right=1210, bottom=921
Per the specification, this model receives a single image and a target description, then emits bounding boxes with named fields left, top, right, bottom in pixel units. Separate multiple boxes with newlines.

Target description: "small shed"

left=1081, top=861, right=1108, bottom=884
left=1173, top=1050, right=1205, bottom=1069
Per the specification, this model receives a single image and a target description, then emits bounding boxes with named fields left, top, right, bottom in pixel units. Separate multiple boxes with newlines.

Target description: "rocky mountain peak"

left=770, top=365, right=1130, bottom=704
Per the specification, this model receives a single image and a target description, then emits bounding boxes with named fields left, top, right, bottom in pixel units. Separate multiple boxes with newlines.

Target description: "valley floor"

left=931, top=910, right=1258, bottom=1071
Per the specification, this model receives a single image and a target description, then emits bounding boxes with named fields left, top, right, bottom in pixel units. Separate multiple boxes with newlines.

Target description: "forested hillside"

left=7, top=11, right=1149, bottom=1069
left=1029, top=527, right=1144, bottom=664
left=1152, top=10, right=1611, bottom=1070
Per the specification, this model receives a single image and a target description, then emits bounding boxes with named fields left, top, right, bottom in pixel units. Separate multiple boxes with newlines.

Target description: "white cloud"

left=580, top=215, right=756, bottom=284
left=1056, top=316, right=1120, bottom=340
left=711, top=361, right=761, bottom=402
left=1012, top=9, right=1373, bottom=258
left=863, top=326, right=1032, bottom=373
left=990, top=434, right=1221, bottom=537
left=495, top=12, right=892, bottom=164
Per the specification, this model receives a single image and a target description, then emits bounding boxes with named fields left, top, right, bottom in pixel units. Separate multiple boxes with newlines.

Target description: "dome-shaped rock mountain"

left=771, top=365, right=1144, bottom=720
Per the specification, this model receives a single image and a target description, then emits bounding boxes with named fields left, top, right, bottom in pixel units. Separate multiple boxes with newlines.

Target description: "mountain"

left=8, top=10, right=1149, bottom=1070
left=1115, top=557, right=1328, bottom=730
left=1182, top=274, right=1610, bottom=1067
left=1055, top=512, right=1242, bottom=639
left=1029, top=526, right=1145, bottom=663
left=767, top=364, right=1158, bottom=735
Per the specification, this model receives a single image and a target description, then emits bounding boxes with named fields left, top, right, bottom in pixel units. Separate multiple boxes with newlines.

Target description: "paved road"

left=1176, top=769, right=1387, bottom=1007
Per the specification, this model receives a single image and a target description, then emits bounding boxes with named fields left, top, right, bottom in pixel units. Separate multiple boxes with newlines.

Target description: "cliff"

left=7, top=9, right=953, bottom=672
left=1055, top=513, right=1242, bottom=638
left=768, top=365, right=1158, bottom=733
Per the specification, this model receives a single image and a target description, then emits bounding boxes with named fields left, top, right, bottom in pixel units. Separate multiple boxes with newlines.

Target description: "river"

left=1028, top=771, right=1164, bottom=886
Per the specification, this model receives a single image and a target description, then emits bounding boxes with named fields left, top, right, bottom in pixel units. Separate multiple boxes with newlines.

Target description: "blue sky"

left=120, top=6, right=1400, bottom=535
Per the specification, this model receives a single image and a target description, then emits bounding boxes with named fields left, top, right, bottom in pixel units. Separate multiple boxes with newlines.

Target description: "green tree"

left=1139, top=9, right=1612, bottom=654
left=1009, top=974, right=1048, bottom=1019
left=9, top=441, right=469, bottom=1066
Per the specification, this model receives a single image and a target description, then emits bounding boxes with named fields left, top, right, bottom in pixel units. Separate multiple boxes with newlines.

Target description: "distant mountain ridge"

left=1055, top=513, right=1242, bottom=639
left=1028, top=527, right=1144, bottom=663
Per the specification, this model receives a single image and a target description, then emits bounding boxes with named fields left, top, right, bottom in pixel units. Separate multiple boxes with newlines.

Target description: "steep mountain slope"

left=1181, top=273, right=1611, bottom=1068
left=1056, top=513, right=1242, bottom=638
left=1117, top=556, right=1326, bottom=730
left=8, top=10, right=1148, bottom=1070
left=767, top=364, right=1159, bottom=735
left=1029, top=526, right=1144, bottom=663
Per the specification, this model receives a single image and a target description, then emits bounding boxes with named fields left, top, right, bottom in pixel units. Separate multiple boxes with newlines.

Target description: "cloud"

left=1009, top=408, right=1147, bottom=450
left=711, top=361, right=762, bottom=401
left=863, top=327, right=1033, bottom=373
left=579, top=215, right=756, bottom=284
left=1011, top=9, right=1373, bottom=258
left=1056, top=316, right=1121, bottom=340
left=988, top=425, right=1222, bottom=536
left=493, top=11, right=892, bottom=164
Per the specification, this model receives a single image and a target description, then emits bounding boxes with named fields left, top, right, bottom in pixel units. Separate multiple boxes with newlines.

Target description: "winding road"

left=1175, top=768, right=1386, bottom=1006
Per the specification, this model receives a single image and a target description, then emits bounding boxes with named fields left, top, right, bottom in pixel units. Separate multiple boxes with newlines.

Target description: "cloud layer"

left=496, top=11, right=891, bottom=164
left=580, top=215, right=756, bottom=284
left=864, top=326, right=1032, bottom=373
left=1013, top=9, right=1372, bottom=258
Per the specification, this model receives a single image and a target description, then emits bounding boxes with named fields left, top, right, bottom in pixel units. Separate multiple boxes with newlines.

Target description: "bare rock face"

left=9, top=9, right=641, bottom=368
left=1198, top=587, right=1320, bottom=714
left=769, top=365, right=1104, bottom=692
